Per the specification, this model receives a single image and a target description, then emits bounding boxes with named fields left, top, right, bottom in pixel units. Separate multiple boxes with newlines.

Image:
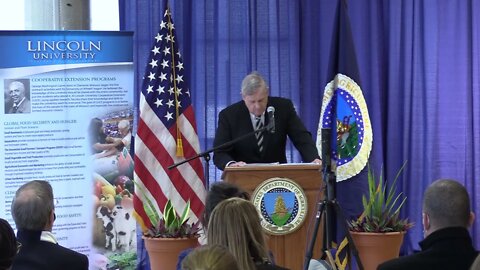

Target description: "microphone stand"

left=168, top=121, right=273, bottom=189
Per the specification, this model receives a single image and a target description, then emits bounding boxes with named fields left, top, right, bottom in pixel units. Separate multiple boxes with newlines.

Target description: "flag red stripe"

left=178, top=107, right=205, bottom=182
left=134, top=152, right=168, bottom=208
left=182, top=106, right=199, bottom=133
left=137, top=116, right=204, bottom=218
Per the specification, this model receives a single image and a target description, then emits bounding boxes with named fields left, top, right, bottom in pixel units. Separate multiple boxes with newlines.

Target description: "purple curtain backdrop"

left=120, top=0, right=480, bottom=268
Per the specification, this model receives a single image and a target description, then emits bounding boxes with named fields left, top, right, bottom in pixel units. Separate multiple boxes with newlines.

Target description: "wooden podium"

left=222, top=164, right=324, bottom=270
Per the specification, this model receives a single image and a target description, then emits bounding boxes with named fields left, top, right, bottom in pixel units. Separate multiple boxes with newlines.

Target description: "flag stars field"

left=148, top=72, right=155, bottom=81
left=159, top=72, right=167, bottom=81
left=154, top=98, right=163, bottom=107
left=149, top=59, right=158, bottom=68
left=146, top=85, right=154, bottom=94
left=157, top=86, right=165, bottom=94
left=163, top=47, right=170, bottom=55
left=161, top=59, right=169, bottom=69
left=151, top=46, right=160, bottom=55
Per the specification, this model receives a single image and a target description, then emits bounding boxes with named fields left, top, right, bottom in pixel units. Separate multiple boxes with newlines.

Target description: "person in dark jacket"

left=378, top=179, right=478, bottom=270
left=213, top=72, right=320, bottom=170
left=11, top=180, right=88, bottom=270
left=0, top=218, right=17, bottom=270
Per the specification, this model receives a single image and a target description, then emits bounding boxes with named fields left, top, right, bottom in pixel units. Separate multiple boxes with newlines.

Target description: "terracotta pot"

left=350, top=231, right=405, bottom=270
left=143, top=236, right=199, bottom=270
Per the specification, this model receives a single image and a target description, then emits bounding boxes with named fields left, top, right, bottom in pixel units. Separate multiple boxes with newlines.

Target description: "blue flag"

left=316, top=0, right=372, bottom=269
left=317, top=0, right=372, bottom=182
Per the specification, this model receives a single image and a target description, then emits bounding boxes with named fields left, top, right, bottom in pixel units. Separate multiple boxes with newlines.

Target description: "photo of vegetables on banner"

left=90, top=109, right=136, bottom=270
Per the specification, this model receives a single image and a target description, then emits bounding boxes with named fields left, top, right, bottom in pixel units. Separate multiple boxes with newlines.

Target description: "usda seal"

left=317, top=73, right=372, bottom=181
left=252, top=177, right=307, bottom=235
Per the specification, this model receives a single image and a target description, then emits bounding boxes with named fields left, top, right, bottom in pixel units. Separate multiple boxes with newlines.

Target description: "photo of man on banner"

left=4, top=79, right=31, bottom=114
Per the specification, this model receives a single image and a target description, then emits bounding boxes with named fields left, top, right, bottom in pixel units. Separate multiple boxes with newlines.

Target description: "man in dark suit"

left=213, top=72, right=320, bottom=170
left=11, top=180, right=88, bottom=270
left=378, top=179, right=478, bottom=270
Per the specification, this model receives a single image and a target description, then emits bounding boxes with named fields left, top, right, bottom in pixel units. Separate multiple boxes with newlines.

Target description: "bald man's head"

left=423, top=179, right=471, bottom=230
left=11, top=180, right=55, bottom=231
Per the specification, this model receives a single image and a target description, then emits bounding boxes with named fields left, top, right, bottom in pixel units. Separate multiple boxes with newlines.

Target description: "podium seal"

left=251, top=177, right=307, bottom=235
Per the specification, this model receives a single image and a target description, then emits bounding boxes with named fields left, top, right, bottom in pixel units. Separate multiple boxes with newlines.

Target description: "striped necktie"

left=255, top=117, right=264, bottom=152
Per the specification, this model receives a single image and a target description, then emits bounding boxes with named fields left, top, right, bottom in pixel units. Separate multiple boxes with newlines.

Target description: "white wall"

left=0, top=0, right=119, bottom=30
left=0, top=0, right=25, bottom=30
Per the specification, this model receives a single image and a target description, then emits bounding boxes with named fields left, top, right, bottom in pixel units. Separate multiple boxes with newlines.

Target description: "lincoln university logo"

left=252, top=177, right=307, bottom=235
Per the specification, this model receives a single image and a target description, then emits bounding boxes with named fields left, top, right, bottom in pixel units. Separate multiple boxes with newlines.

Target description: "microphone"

left=267, top=106, right=275, bottom=133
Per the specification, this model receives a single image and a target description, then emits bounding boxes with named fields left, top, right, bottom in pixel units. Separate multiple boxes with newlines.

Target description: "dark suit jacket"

left=7, top=98, right=31, bottom=114
left=377, top=227, right=478, bottom=270
left=12, top=230, right=88, bottom=270
left=213, top=97, right=319, bottom=170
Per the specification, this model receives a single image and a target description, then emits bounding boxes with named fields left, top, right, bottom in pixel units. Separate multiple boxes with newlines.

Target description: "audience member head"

left=0, top=218, right=17, bottom=270
left=11, top=180, right=55, bottom=232
left=207, top=197, right=269, bottom=270
left=422, top=179, right=474, bottom=237
left=181, top=244, right=239, bottom=270
left=202, top=181, right=249, bottom=229
left=241, top=72, right=269, bottom=117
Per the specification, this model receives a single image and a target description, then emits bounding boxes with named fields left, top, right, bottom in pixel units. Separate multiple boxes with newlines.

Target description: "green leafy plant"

left=135, top=182, right=200, bottom=238
left=107, top=251, right=136, bottom=270
left=348, top=162, right=413, bottom=233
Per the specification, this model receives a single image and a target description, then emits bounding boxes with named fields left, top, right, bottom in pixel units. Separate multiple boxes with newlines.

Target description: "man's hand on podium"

left=227, top=161, right=247, bottom=167
left=311, top=158, right=322, bottom=165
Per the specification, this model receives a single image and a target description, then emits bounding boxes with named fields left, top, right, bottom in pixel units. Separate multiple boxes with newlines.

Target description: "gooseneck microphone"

left=267, top=106, right=275, bottom=134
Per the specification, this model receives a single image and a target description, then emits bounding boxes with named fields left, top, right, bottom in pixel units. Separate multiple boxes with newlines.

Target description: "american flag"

left=133, top=4, right=206, bottom=230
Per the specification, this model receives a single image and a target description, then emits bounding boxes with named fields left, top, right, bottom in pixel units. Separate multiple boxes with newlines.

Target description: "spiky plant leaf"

left=348, top=162, right=414, bottom=233
left=133, top=183, right=200, bottom=239
left=180, top=200, right=191, bottom=225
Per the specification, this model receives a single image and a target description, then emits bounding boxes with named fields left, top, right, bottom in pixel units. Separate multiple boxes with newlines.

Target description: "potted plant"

left=141, top=197, right=200, bottom=270
left=348, top=162, right=413, bottom=270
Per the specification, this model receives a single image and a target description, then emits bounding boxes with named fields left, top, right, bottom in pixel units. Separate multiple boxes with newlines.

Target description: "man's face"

left=242, top=87, right=268, bottom=117
left=9, top=82, right=26, bottom=103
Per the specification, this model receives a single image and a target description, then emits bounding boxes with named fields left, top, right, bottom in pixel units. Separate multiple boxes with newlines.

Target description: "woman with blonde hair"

left=207, top=197, right=289, bottom=270
left=176, top=182, right=250, bottom=270
left=181, top=245, right=239, bottom=270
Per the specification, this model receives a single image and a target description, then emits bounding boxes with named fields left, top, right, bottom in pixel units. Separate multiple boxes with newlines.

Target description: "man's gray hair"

left=423, top=179, right=471, bottom=228
left=11, top=180, right=54, bottom=231
left=9, top=81, right=25, bottom=91
left=241, top=72, right=269, bottom=96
